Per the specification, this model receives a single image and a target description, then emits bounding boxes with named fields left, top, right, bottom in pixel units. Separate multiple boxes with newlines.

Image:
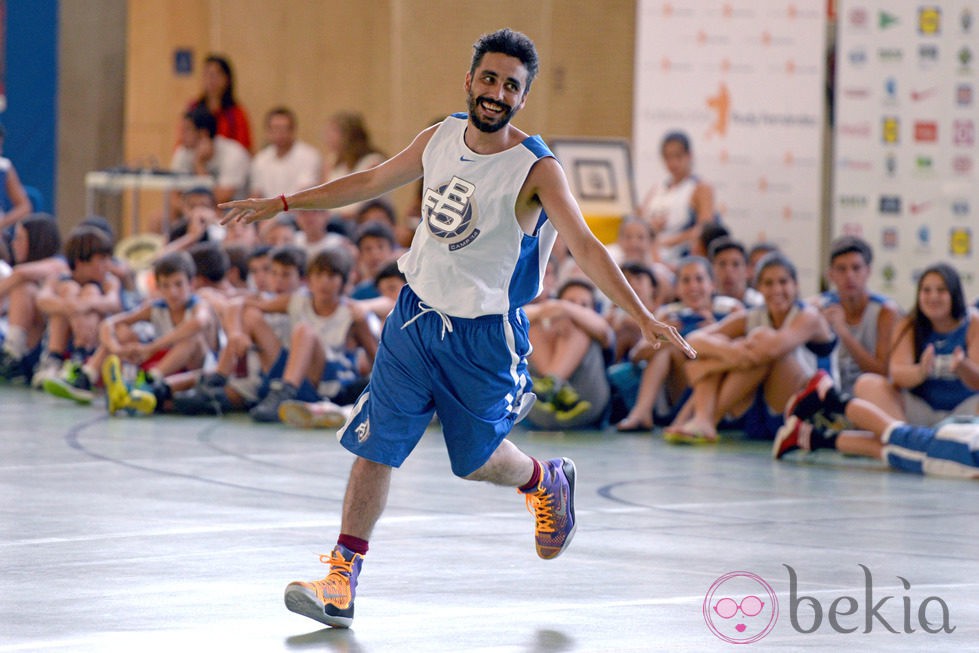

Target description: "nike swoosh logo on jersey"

left=460, top=156, right=475, bottom=162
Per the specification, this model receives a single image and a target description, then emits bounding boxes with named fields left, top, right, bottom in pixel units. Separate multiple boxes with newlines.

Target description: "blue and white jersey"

left=911, top=315, right=974, bottom=410
left=398, top=113, right=556, bottom=318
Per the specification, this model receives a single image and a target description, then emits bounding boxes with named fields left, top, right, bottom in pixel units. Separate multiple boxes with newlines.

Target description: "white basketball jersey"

left=398, top=113, right=557, bottom=318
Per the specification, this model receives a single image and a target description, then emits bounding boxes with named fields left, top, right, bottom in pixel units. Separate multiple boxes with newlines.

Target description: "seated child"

left=775, top=370, right=979, bottom=479
left=277, top=261, right=406, bottom=430
left=38, top=225, right=122, bottom=401
left=524, top=278, right=614, bottom=430
left=614, top=256, right=740, bottom=432
left=0, top=214, right=65, bottom=381
left=248, top=246, right=378, bottom=422
left=98, top=251, right=218, bottom=415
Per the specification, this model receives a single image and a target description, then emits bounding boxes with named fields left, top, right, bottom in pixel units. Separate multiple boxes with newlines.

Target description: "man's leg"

left=340, top=457, right=393, bottom=539
left=284, top=456, right=392, bottom=629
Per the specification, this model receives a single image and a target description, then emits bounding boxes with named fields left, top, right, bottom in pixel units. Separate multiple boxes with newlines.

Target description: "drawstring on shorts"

left=401, top=302, right=454, bottom=340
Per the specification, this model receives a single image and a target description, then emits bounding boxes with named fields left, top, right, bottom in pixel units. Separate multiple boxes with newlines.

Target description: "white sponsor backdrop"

left=833, top=0, right=977, bottom=308
left=633, top=0, right=827, bottom=295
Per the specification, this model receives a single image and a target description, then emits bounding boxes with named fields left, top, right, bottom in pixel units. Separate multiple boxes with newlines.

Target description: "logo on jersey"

left=422, top=176, right=481, bottom=250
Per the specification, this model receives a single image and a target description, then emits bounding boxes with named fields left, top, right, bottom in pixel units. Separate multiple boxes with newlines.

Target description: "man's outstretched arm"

left=529, top=157, right=696, bottom=359
left=220, top=124, right=438, bottom=225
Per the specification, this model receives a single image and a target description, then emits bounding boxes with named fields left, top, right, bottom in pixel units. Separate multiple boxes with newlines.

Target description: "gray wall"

left=56, top=0, right=127, bottom=231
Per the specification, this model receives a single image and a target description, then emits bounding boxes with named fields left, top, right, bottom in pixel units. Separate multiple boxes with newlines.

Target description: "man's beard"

left=467, top=92, right=514, bottom=133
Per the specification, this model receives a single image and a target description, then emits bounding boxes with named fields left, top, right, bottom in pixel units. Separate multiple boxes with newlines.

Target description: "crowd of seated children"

left=662, top=252, right=836, bottom=444
left=99, top=251, right=218, bottom=415
left=612, top=256, right=741, bottom=433
left=175, top=244, right=307, bottom=415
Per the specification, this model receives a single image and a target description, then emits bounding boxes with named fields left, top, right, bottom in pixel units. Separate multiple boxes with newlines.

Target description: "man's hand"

left=640, top=317, right=697, bottom=359
left=219, top=197, right=282, bottom=225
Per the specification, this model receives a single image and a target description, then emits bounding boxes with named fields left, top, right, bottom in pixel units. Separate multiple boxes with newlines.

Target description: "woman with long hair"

left=321, top=112, right=386, bottom=219
left=186, top=54, right=252, bottom=151
left=852, top=263, right=979, bottom=424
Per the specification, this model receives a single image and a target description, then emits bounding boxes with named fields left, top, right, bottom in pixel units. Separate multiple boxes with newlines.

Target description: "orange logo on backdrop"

left=706, top=82, right=731, bottom=138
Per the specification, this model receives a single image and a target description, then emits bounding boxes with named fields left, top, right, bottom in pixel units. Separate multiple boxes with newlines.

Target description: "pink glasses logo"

left=704, top=571, right=779, bottom=644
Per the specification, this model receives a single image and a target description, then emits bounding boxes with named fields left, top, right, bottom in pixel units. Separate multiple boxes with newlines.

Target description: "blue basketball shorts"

left=337, top=285, right=532, bottom=477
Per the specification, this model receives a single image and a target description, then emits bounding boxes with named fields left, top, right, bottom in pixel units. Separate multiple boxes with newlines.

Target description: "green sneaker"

left=43, top=361, right=95, bottom=404
left=553, top=383, right=591, bottom=423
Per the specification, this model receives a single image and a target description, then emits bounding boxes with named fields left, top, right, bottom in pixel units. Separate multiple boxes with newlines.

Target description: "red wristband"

left=279, top=194, right=289, bottom=211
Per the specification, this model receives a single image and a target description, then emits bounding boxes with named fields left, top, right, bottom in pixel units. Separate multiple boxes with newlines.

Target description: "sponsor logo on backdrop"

left=953, top=120, right=975, bottom=146
left=839, top=122, right=872, bottom=137
left=918, top=7, right=941, bottom=34
left=841, top=222, right=864, bottom=236
left=910, top=200, right=932, bottom=215
left=961, top=8, right=973, bottom=33
left=879, top=195, right=902, bottom=214
left=706, top=82, right=731, bottom=139
left=957, top=84, right=974, bottom=106
left=951, top=199, right=970, bottom=216
left=838, top=195, right=869, bottom=209
left=882, top=227, right=899, bottom=249
left=952, top=156, right=973, bottom=175
left=849, top=48, right=868, bottom=65
left=879, top=10, right=899, bottom=29
left=950, top=228, right=972, bottom=256
left=910, top=86, right=937, bottom=101
left=878, top=47, right=903, bottom=63
left=914, top=121, right=938, bottom=142
left=918, top=44, right=939, bottom=65
left=882, top=263, right=897, bottom=285
left=959, top=46, right=974, bottom=69
left=884, top=77, right=898, bottom=103
left=914, top=155, right=934, bottom=175
left=885, top=152, right=898, bottom=176
left=916, top=225, right=932, bottom=252
left=842, top=86, right=871, bottom=99
left=882, top=116, right=900, bottom=143
left=848, top=7, right=868, bottom=28
left=838, top=157, right=873, bottom=171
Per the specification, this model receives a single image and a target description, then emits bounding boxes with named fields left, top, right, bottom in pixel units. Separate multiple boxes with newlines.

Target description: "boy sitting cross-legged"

left=248, top=246, right=378, bottom=422
left=39, top=225, right=123, bottom=402
left=98, top=251, right=218, bottom=415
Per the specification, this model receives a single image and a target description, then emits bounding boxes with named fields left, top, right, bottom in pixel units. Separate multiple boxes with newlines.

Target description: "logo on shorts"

left=422, top=176, right=481, bottom=251
left=356, top=418, right=371, bottom=443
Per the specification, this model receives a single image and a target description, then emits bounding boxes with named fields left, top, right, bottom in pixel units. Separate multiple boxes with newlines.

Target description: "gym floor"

left=3, top=383, right=977, bottom=652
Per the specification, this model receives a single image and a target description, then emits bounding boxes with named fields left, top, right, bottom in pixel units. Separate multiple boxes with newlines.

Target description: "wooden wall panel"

left=124, top=1, right=636, bottom=220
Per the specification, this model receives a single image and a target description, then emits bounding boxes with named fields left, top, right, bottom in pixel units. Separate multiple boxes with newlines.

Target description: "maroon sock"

left=337, top=534, right=369, bottom=555
left=518, top=458, right=542, bottom=492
